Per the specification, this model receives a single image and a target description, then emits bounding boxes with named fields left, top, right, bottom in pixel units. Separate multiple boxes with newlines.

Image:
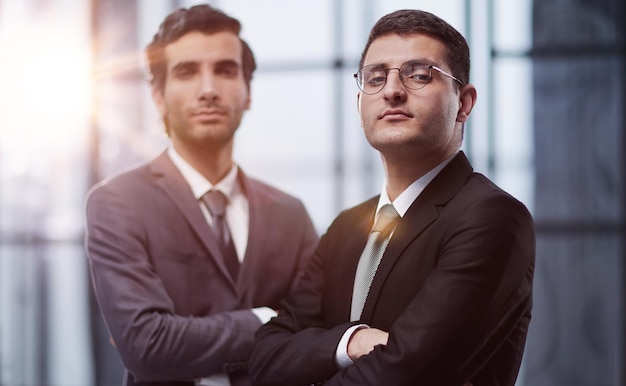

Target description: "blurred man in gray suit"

left=85, top=5, right=318, bottom=386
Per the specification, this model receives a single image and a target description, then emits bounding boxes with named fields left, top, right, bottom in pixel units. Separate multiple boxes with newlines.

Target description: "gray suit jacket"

left=85, top=152, right=319, bottom=386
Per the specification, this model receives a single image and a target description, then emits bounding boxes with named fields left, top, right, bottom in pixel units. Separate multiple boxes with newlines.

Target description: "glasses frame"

left=354, top=60, right=464, bottom=95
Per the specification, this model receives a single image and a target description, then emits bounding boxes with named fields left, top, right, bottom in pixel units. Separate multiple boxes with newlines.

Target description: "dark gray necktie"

left=201, top=190, right=240, bottom=280
left=350, top=204, right=401, bottom=320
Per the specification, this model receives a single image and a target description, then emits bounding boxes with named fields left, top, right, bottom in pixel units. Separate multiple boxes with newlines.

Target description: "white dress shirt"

left=167, top=147, right=276, bottom=386
left=168, top=147, right=249, bottom=260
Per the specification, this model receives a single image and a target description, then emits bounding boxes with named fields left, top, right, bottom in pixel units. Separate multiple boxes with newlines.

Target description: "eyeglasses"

left=354, top=60, right=464, bottom=95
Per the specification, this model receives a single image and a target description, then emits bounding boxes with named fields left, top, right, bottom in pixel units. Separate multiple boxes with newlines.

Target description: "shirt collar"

left=167, top=146, right=240, bottom=200
left=377, top=152, right=457, bottom=217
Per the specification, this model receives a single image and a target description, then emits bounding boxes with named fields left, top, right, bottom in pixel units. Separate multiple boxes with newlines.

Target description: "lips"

left=380, top=109, right=413, bottom=120
left=192, top=109, right=226, bottom=120
left=194, top=108, right=225, bottom=115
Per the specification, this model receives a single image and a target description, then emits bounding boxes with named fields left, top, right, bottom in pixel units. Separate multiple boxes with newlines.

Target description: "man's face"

left=357, top=33, right=466, bottom=160
left=153, top=31, right=250, bottom=151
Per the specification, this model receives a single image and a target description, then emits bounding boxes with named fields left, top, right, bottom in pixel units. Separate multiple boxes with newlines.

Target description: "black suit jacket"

left=250, top=152, right=535, bottom=386
left=85, top=152, right=319, bottom=386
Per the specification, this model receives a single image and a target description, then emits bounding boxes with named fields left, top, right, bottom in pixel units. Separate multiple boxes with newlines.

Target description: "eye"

left=366, top=75, right=386, bottom=86
left=362, top=68, right=386, bottom=86
left=406, top=73, right=431, bottom=83
left=402, top=63, right=431, bottom=84
left=172, top=63, right=197, bottom=79
left=177, top=69, right=193, bottom=78
left=216, top=62, right=240, bottom=78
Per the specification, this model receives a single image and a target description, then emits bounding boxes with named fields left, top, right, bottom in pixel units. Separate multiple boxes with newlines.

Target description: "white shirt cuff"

left=252, top=307, right=278, bottom=324
left=335, top=324, right=369, bottom=369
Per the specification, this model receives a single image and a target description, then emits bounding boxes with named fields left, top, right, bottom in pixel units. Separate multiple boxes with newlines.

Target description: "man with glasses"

left=250, top=9, right=535, bottom=386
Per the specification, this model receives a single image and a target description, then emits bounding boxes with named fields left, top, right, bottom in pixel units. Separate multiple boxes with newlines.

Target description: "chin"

left=368, top=131, right=413, bottom=146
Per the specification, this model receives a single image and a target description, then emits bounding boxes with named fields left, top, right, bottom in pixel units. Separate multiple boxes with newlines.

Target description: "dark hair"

left=359, top=9, right=470, bottom=85
left=145, top=4, right=256, bottom=92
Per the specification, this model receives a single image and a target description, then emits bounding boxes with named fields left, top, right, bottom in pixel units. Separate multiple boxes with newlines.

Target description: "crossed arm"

left=347, top=328, right=389, bottom=360
left=250, top=194, right=534, bottom=386
left=348, top=328, right=471, bottom=386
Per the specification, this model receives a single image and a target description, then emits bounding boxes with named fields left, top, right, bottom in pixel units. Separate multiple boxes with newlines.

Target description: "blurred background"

left=0, top=0, right=623, bottom=385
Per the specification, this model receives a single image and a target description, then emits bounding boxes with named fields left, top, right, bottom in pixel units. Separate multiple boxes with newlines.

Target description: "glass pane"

left=217, top=0, right=335, bottom=63
left=234, top=70, right=335, bottom=230
left=344, top=0, right=468, bottom=64
left=493, top=57, right=534, bottom=208
left=376, top=0, right=467, bottom=33
left=526, top=234, right=624, bottom=385
left=493, top=0, right=532, bottom=52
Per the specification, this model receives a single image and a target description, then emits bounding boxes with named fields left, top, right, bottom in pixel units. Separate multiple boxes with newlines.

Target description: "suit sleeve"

left=85, top=183, right=261, bottom=382
left=326, top=194, right=535, bottom=385
left=289, top=200, right=320, bottom=294
left=250, top=219, right=361, bottom=386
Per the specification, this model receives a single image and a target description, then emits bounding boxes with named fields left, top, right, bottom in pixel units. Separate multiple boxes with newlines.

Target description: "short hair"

left=359, top=9, right=470, bottom=85
left=145, top=4, right=257, bottom=92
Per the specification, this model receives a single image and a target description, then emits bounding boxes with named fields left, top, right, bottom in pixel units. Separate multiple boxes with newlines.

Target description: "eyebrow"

left=171, top=61, right=198, bottom=72
left=169, top=59, right=241, bottom=72
left=364, top=59, right=436, bottom=68
left=214, top=59, right=241, bottom=69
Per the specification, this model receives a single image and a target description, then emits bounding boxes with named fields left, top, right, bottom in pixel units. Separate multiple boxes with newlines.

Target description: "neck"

left=173, top=141, right=234, bottom=185
left=382, top=149, right=457, bottom=201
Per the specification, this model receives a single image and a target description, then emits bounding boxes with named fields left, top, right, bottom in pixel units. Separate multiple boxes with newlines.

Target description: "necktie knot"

left=201, top=190, right=228, bottom=218
left=372, top=204, right=400, bottom=236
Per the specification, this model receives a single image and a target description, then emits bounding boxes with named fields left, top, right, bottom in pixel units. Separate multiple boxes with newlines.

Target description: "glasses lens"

left=357, top=65, right=386, bottom=94
left=400, top=61, right=431, bottom=90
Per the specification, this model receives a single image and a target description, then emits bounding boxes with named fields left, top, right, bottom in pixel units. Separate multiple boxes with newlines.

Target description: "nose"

left=199, top=71, right=219, bottom=103
left=381, top=69, right=407, bottom=102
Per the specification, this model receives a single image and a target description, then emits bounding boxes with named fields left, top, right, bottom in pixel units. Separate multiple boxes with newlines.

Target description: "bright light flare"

left=0, top=21, right=92, bottom=163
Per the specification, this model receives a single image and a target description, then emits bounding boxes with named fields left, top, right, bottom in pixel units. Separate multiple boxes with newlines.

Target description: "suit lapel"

left=360, top=152, right=474, bottom=322
left=359, top=198, right=438, bottom=322
left=151, top=152, right=238, bottom=292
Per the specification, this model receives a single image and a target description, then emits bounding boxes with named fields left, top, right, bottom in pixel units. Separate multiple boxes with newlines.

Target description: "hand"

left=347, top=327, right=388, bottom=360
left=346, top=329, right=473, bottom=386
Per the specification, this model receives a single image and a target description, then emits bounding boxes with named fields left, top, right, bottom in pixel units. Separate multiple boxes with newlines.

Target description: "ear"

left=456, top=84, right=477, bottom=123
left=151, top=86, right=167, bottom=117
left=244, top=90, right=251, bottom=110
left=356, top=92, right=364, bottom=127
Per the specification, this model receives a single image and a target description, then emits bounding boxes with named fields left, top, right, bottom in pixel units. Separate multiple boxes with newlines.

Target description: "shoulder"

left=323, top=196, right=379, bottom=234
left=468, top=173, right=530, bottom=209
left=336, top=196, right=378, bottom=221
left=241, top=174, right=320, bottom=242
left=458, top=172, right=534, bottom=229
left=86, top=160, right=155, bottom=207
left=241, top=173, right=306, bottom=209
left=433, top=153, right=531, bottom=222
left=87, top=151, right=172, bottom=195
